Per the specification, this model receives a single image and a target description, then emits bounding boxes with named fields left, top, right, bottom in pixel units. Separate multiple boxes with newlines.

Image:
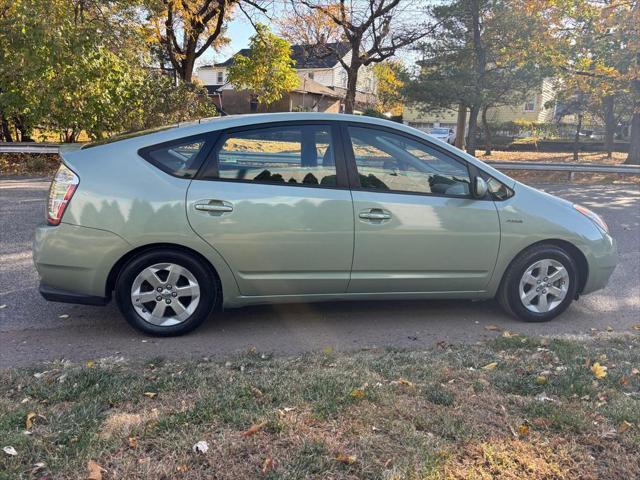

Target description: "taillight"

left=47, top=164, right=79, bottom=225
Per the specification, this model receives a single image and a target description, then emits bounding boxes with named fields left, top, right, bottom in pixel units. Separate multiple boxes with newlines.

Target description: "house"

left=404, top=78, right=558, bottom=131
left=196, top=42, right=377, bottom=114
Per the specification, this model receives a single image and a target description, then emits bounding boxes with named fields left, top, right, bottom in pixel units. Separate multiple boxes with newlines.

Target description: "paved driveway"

left=1, top=178, right=638, bottom=367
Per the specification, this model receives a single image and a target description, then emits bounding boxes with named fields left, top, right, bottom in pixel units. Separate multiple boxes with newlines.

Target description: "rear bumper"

left=33, top=222, right=130, bottom=299
left=39, top=284, right=109, bottom=306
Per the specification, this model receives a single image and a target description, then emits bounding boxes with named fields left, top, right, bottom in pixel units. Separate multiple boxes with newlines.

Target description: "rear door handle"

left=359, top=209, right=391, bottom=221
left=194, top=200, right=233, bottom=215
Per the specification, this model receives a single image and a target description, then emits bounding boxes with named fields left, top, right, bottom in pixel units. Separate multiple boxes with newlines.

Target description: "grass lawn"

left=1, top=334, right=639, bottom=479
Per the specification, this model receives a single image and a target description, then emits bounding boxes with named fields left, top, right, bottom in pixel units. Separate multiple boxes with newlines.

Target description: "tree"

left=372, top=61, right=405, bottom=116
left=294, top=0, right=430, bottom=114
left=275, top=3, right=344, bottom=45
left=529, top=0, right=638, bottom=163
left=146, top=0, right=267, bottom=84
left=405, top=0, right=552, bottom=156
left=0, top=0, right=217, bottom=142
left=227, top=23, right=300, bottom=108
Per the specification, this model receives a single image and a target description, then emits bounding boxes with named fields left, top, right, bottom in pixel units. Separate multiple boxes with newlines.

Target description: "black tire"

left=115, top=249, right=217, bottom=336
left=497, top=244, right=579, bottom=322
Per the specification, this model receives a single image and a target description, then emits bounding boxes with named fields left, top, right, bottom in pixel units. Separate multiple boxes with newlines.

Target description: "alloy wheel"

left=518, top=258, right=570, bottom=313
left=130, top=263, right=201, bottom=326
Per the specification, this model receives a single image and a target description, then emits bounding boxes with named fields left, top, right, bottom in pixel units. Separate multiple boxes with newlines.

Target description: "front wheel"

left=115, top=249, right=217, bottom=336
left=497, top=245, right=579, bottom=322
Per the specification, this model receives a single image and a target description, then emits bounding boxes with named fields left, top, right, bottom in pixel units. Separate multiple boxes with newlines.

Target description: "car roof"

left=74, top=112, right=516, bottom=187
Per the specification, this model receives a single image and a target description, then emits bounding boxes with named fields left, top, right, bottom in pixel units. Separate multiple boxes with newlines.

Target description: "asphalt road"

left=1, top=177, right=638, bottom=368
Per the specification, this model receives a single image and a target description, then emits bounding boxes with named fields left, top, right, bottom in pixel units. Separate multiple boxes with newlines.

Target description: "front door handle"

left=359, top=208, right=391, bottom=221
left=194, top=200, right=233, bottom=215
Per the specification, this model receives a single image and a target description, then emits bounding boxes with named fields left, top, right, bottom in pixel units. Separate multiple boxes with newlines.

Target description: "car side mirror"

left=473, top=176, right=488, bottom=198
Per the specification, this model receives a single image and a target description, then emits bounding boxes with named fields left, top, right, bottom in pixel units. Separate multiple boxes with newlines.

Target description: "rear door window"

left=212, top=125, right=339, bottom=187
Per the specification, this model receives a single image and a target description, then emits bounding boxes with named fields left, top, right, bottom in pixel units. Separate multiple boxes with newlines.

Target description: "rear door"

left=343, top=124, right=500, bottom=293
left=187, top=122, right=354, bottom=296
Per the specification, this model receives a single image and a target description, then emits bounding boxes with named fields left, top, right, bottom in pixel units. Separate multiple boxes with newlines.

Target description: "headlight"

left=574, top=204, right=608, bottom=233
left=47, top=164, right=79, bottom=225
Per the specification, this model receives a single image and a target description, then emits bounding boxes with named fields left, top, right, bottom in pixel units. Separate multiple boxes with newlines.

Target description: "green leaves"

left=227, top=23, right=300, bottom=107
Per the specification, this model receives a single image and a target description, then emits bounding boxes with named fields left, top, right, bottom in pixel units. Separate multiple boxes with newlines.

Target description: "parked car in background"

left=34, top=113, right=617, bottom=335
left=429, top=127, right=455, bottom=144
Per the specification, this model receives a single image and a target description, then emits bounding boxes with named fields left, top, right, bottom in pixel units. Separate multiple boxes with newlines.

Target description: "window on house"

left=340, top=71, right=347, bottom=87
left=217, top=71, right=224, bottom=84
left=524, top=95, right=536, bottom=112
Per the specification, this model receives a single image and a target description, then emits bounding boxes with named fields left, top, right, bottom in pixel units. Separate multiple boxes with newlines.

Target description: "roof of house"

left=293, top=73, right=342, bottom=98
left=203, top=42, right=351, bottom=69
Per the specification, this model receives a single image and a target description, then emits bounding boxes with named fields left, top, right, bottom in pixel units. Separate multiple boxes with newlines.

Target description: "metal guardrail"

left=0, top=143, right=61, bottom=154
left=1, top=143, right=639, bottom=176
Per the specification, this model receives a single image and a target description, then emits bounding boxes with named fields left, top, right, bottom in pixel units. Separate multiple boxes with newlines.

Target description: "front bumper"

left=33, top=222, right=130, bottom=300
left=581, top=233, right=618, bottom=295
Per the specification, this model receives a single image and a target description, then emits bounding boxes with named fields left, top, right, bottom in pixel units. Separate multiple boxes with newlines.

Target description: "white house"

left=196, top=42, right=378, bottom=114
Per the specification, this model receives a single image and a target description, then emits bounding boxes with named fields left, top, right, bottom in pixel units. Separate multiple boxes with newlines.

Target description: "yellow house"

left=404, top=78, right=557, bottom=131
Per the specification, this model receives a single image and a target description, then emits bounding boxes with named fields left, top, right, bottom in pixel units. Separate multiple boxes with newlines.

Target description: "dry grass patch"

left=0, top=335, right=639, bottom=479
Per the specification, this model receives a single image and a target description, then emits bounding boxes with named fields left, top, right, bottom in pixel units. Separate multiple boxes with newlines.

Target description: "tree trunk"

left=626, top=75, right=640, bottom=164
left=602, top=95, right=615, bottom=159
left=0, top=114, right=12, bottom=142
left=14, top=117, right=33, bottom=142
left=466, top=104, right=481, bottom=156
left=481, top=105, right=492, bottom=155
left=343, top=65, right=360, bottom=114
left=455, top=104, right=467, bottom=149
left=573, top=113, right=583, bottom=162
left=626, top=111, right=640, bottom=165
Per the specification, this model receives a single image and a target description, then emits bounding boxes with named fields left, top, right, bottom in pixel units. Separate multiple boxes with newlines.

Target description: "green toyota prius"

left=34, top=113, right=617, bottom=335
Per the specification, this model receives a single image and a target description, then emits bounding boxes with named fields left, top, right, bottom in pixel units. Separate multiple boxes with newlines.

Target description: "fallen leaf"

left=335, top=452, right=357, bottom=464
left=25, top=412, right=37, bottom=430
left=3, top=446, right=17, bottom=456
left=128, top=436, right=138, bottom=449
left=502, top=330, right=516, bottom=338
left=86, top=360, right=94, bottom=369
left=242, top=420, right=267, bottom=437
left=619, top=376, right=628, bottom=386
left=485, top=324, right=501, bottom=331
left=397, top=378, right=415, bottom=387
left=261, top=457, right=275, bottom=475
left=606, top=326, right=614, bottom=332
left=632, top=324, right=640, bottom=331
left=143, top=392, right=157, bottom=399
left=518, top=423, right=530, bottom=437
left=251, top=386, right=263, bottom=398
left=87, top=460, right=104, bottom=480
left=482, top=362, right=498, bottom=371
left=350, top=388, right=366, bottom=399
left=323, top=346, right=334, bottom=354
left=192, top=440, right=209, bottom=454
left=632, top=368, right=639, bottom=376
left=618, top=420, right=632, bottom=434
left=536, top=375, right=547, bottom=385
left=591, top=362, right=607, bottom=379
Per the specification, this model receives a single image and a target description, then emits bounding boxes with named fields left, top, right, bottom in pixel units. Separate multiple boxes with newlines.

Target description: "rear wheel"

left=115, top=249, right=217, bottom=335
left=497, top=244, right=578, bottom=322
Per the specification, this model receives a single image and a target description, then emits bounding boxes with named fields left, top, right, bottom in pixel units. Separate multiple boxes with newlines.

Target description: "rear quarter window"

left=139, top=136, right=209, bottom=178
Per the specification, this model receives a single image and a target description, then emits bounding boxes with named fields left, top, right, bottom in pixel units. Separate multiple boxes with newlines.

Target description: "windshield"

left=430, top=128, right=450, bottom=135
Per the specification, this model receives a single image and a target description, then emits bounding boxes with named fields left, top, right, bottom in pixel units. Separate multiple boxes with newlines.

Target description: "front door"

left=343, top=124, right=500, bottom=293
left=187, top=122, right=354, bottom=296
